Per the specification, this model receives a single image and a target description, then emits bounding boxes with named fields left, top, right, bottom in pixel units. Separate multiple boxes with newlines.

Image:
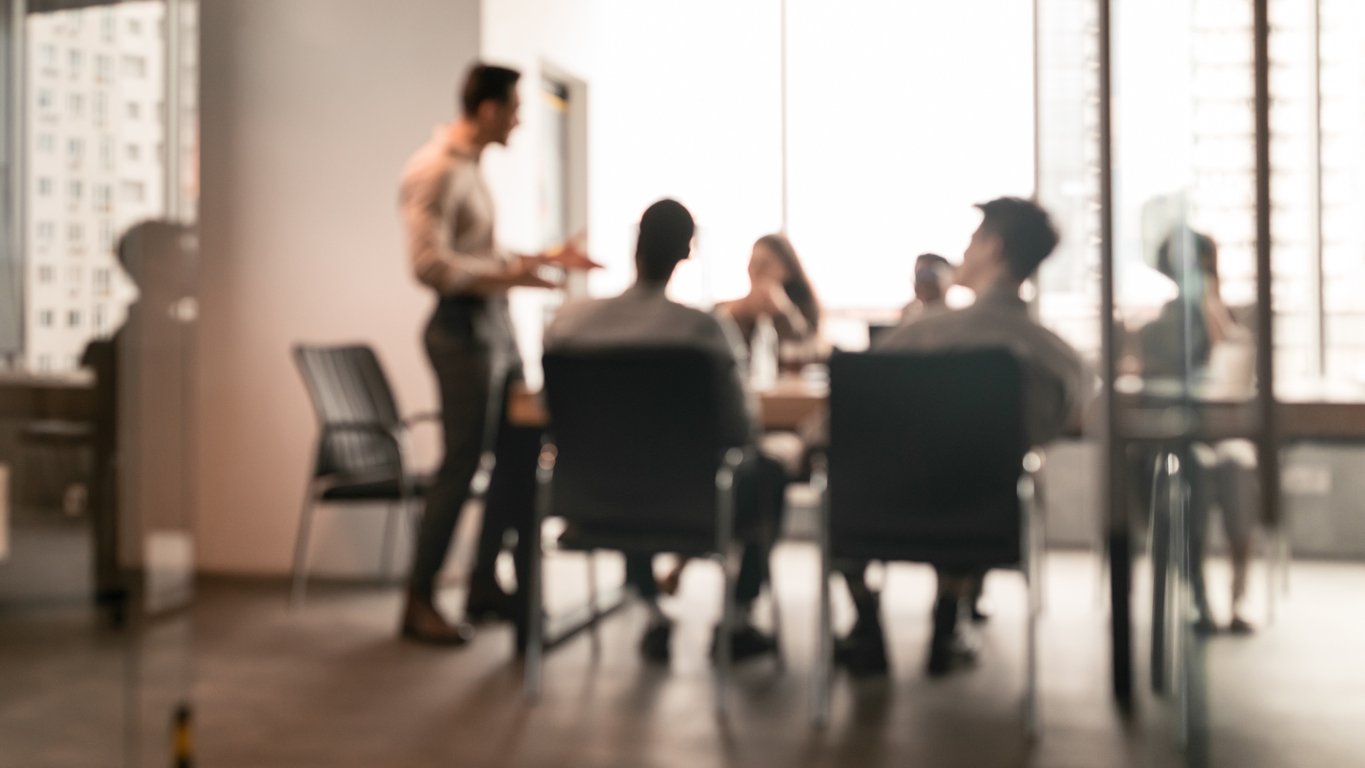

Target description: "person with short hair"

left=397, top=62, right=598, bottom=646
left=835, top=197, right=1087, bottom=677
left=545, top=199, right=787, bottom=665
left=900, top=252, right=954, bottom=324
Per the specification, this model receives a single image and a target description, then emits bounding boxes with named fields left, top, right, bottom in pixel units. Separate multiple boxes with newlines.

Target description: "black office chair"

left=290, top=344, right=439, bottom=605
left=811, top=349, right=1044, bottom=734
left=524, top=347, right=781, bottom=716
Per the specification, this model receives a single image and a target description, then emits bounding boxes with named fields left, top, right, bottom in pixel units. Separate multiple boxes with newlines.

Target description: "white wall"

left=196, top=0, right=481, bottom=575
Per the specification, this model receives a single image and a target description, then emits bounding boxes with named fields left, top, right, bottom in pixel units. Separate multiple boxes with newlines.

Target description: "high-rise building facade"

left=25, top=2, right=166, bottom=372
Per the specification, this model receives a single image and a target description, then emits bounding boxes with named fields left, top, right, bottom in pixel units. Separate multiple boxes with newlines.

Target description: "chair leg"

left=290, top=491, right=319, bottom=607
left=587, top=550, right=602, bottom=661
left=769, top=567, right=786, bottom=676
left=715, top=548, right=734, bottom=719
left=1026, top=575, right=1039, bottom=739
left=1149, top=452, right=1171, bottom=694
left=1019, top=472, right=1041, bottom=738
left=379, top=502, right=400, bottom=583
left=1173, top=480, right=1193, bottom=750
left=524, top=447, right=552, bottom=702
left=812, top=464, right=833, bottom=728
left=814, top=542, right=834, bottom=728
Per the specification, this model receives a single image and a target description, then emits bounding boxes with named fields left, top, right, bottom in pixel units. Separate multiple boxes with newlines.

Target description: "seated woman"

left=716, top=233, right=822, bottom=363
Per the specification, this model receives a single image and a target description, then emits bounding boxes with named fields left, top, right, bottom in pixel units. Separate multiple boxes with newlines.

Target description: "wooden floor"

left=4, top=548, right=1365, bottom=767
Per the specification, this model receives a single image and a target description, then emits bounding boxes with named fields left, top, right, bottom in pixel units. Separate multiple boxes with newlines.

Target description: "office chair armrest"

left=402, top=411, right=442, bottom=427
left=322, top=421, right=402, bottom=443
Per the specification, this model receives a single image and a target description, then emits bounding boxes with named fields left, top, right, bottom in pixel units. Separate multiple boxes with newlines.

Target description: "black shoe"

left=834, top=630, right=889, bottom=677
left=464, top=586, right=519, bottom=624
left=926, top=594, right=976, bottom=677
left=711, top=623, right=778, bottom=663
left=926, top=630, right=978, bottom=677
left=639, top=619, right=672, bottom=664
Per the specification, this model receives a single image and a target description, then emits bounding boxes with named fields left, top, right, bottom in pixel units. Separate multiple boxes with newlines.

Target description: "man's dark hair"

left=459, top=64, right=521, bottom=116
left=636, top=199, right=695, bottom=282
left=974, top=197, right=1060, bottom=281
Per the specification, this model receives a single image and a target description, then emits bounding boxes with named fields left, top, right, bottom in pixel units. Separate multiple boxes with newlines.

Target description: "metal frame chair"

left=290, top=344, right=437, bottom=605
left=810, top=349, right=1044, bottom=736
left=523, top=347, right=782, bottom=717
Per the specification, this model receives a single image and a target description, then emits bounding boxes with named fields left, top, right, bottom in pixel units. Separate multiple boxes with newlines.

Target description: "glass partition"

left=0, top=1, right=198, bottom=765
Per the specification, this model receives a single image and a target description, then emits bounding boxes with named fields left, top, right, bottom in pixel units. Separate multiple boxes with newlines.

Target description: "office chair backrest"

left=542, top=347, right=730, bottom=542
left=293, top=344, right=403, bottom=480
left=827, top=349, right=1026, bottom=569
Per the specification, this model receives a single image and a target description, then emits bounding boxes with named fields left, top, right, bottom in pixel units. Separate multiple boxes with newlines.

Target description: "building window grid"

left=22, top=2, right=188, bottom=373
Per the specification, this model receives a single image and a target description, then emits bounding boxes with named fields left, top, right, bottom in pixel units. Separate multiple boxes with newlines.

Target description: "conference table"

left=510, top=374, right=1365, bottom=440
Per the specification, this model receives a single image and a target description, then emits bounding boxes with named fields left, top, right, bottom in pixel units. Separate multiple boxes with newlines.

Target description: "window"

left=67, top=137, right=83, bottom=161
left=37, top=355, right=52, bottom=372
left=122, top=181, right=146, bottom=203
left=67, top=224, right=84, bottom=244
left=93, top=92, right=107, bottom=124
left=37, top=178, right=53, bottom=196
left=37, top=133, right=55, bottom=153
left=37, top=89, right=53, bottom=110
left=126, top=143, right=141, bottom=162
left=68, top=180, right=83, bottom=201
left=127, top=101, right=141, bottom=120
left=94, top=268, right=111, bottom=295
left=68, top=92, right=83, bottom=117
left=67, top=266, right=83, bottom=285
left=94, top=184, right=111, bottom=211
left=99, top=221, right=115, bottom=252
left=40, top=44, right=56, bottom=69
left=101, top=12, right=116, bottom=43
left=96, top=54, right=111, bottom=82
left=38, top=265, right=55, bottom=283
left=128, top=18, right=142, bottom=35
left=123, top=54, right=147, bottom=78
left=67, top=310, right=81, bottom=328
left=68, top=49, right=83, bottom=76
left=94, top=306, right=107, bottom=332
left=100, top=137, right=114, bottom=170
left=38, top=310, right=54, bottom=329
left=37, top=222, right=56, bottom=242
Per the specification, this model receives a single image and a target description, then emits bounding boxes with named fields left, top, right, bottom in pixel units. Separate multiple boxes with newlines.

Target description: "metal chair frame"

left=290, top=344, right=438, bottom=605
left=809, top=349, right=1045, bottom=737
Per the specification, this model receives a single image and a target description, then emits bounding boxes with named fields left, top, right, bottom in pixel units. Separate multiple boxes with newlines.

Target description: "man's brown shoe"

left=401, top=596, right=474, bottom=646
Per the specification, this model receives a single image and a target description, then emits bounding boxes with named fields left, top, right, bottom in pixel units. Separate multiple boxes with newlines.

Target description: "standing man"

left=398, top=63, right=596, bottom=645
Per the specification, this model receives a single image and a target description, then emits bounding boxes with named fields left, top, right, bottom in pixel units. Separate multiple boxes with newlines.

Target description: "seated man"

left=544, top=198, right=787, bottom=664
left=837, top=197, right=1087, bottom=677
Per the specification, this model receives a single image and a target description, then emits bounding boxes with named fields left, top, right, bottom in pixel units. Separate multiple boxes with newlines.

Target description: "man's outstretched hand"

left=538, top=233, right=602, bottom=272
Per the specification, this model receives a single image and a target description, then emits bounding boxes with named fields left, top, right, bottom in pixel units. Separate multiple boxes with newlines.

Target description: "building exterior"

left=25, top=2, right=165, bottom=372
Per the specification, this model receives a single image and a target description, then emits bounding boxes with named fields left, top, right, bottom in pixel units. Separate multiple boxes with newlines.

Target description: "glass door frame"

left=1084, top=0, right=1279, bottom=711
